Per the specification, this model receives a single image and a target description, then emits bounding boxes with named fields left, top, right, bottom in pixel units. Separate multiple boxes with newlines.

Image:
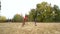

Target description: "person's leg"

left=35, top=19, right=37, bottom=26
left=22, top=19, right=25, bottom=26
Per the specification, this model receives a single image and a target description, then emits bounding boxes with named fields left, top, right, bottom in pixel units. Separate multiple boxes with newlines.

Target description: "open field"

left=0, top=22, right=60, bottom=34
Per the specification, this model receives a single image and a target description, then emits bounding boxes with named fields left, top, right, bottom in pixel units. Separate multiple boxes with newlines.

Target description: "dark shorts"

left=24, top=18, right=27, bottom=22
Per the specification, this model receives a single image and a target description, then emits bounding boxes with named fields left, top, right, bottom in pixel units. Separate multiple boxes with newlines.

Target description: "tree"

left=36, top=2, right=54, bottom=22
left=0, top=16, right=6, bottom=22
left=28, top=2, right=60, bottom=22
left=28, top=9, right=36, bottom=21
left=53, top=5, right=60, bottom=22
left=13, top=14, right=23, bottom=22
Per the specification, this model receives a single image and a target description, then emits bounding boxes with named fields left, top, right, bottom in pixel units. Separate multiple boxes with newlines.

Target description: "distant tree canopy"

left=0, top=16, right=6, bottom=22
left=28, top=2, right=60, bottom=22
left=13, top=14, right=23, bottom=22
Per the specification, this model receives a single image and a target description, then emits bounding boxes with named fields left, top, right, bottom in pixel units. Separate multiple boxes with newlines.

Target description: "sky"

left=1, top=0, right=60, bottom=19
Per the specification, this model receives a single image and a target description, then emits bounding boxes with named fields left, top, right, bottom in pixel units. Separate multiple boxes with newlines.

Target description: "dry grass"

left=0, top=22, right=60, bottom=34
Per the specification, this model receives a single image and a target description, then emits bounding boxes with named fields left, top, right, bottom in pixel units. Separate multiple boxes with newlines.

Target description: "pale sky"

left=1, top=0, right=60, bottom=19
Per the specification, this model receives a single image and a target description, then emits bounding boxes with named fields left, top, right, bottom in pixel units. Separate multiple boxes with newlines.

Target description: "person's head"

left=25, top=14, right=28, bottom=17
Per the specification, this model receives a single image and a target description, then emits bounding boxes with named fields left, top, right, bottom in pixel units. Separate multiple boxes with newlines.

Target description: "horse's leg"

left=35, top=21, right=37, bottom=26
left=35, top=19, right=37, bottom=26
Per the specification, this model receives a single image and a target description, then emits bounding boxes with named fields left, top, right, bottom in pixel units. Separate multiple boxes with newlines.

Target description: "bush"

left=0, top=16, right=6, bottom=22
left=13, top=14, right=23, bottom=22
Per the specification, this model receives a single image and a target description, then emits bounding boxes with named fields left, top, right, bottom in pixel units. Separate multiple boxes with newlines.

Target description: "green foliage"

left=0, top=16, right=6, bottom=22
left=28, top=9, right=36, bottom=21
left=13, top=14, right=23, bottom=22
left=28, top=2, right=60, bottom=22
left=53, top=5, right=60, bottom=22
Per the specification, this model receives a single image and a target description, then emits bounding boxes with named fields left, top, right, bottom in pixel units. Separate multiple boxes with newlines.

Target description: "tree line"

left=0, top=14, right=23, bottom=22
left=0, top=2, right=60, bottom=22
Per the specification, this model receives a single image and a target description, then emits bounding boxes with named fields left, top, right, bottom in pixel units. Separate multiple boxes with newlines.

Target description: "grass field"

left=0, top=22, right=60, bottom=34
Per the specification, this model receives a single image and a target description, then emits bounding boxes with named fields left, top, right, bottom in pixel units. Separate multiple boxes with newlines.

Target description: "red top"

left=24, top=15, right=28, bottom=20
